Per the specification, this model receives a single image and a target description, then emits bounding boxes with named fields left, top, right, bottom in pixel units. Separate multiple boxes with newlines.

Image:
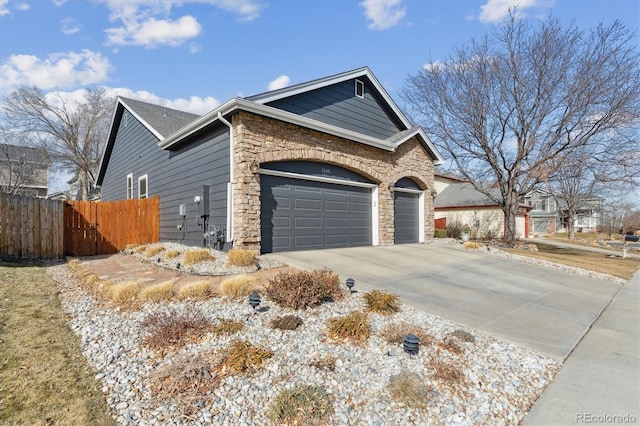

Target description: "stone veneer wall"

left=231, top=111, right=436, bottom=250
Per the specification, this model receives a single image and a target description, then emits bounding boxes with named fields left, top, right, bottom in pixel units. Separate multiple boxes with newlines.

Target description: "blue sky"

left=1, top=0, right=638, bottom=116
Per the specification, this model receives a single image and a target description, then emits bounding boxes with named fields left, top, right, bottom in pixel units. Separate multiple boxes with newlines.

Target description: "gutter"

left=217, top=112, right=234, bottom=243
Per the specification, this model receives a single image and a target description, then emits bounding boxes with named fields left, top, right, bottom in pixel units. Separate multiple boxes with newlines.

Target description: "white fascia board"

left=415, top=128, right=446, bottom=164
left=118, top=98, right=164, bottom=140
left=159, top=98, right=398, bottom=152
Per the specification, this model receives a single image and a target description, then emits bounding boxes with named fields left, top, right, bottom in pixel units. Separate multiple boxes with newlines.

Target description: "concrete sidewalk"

left=523, top=269, right=640, bottom=425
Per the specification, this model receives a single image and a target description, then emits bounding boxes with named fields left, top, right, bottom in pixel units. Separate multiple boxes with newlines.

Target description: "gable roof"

left=97, top=67, right=445, bottom=185
left=118, top=97, right=201, bottom=139
left=434, top=182, right=502, bottom=208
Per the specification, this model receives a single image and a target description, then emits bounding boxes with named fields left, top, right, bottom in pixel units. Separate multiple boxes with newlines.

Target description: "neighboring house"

left=524, top=189, right=603, bottom=235
left=0, top=143, right=49, bottom=198
left=96, top=67, right=445, bottom=253
left=433, top=172, right=531, bottom=239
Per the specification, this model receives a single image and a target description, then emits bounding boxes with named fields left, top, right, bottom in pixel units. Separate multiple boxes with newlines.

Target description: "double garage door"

left=260, top=175, right=372, bottom=253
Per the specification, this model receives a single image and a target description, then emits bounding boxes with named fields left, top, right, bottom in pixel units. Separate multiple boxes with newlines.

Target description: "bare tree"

left=403, top=12, right=640, bottom=241
left=0, top=130, right=49, bottom=196
left=1, top=87, right=113, bottom=200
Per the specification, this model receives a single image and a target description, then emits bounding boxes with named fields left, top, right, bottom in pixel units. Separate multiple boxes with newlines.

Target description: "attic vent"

left=355, top=79, right=365, bottom=98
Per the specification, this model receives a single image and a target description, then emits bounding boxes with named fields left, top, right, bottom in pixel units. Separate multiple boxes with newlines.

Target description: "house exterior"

left=96, top=67, right=445, bottom=253
left=524, top=189, right=603, bottom=235
left=0, top=143, right=49, bottom=198
left=433, top=172, right=531, bottom=239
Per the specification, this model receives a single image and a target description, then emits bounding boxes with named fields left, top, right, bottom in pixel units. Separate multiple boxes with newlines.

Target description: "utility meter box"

left=179, top=204, right=186, bottom=217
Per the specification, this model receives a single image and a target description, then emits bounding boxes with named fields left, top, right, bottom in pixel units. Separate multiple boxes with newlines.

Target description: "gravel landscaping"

left=48, top=243, right=563, bottom=426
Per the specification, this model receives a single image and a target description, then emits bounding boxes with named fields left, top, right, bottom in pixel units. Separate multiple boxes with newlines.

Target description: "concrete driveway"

left=266, top=240, right=623, bottom=360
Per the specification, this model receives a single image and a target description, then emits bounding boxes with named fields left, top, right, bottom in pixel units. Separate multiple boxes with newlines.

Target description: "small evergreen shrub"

left=266, top=269, right=343, bottom=310
left=326, top=311, right=370, bottom=344
left=363, top=290, right=400, bottom=315
left=270, top=315, right=304, bottom=331
left=434, top=228, right=447, bottom=238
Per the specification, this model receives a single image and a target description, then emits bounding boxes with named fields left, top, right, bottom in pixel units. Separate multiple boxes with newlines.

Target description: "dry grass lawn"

left=0, top=260, right=114, bottom=425
left=501, top=243, right=640, bottom=280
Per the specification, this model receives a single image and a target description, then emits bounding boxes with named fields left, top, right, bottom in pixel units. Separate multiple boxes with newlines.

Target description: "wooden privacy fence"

left=0, top=194, right=65, bottom=259
left=434, top=218, right=447, bottom=229
left=64, top=196, right=160, bottom=256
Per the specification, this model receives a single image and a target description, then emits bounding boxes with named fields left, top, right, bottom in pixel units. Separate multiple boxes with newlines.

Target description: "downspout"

left=218, top=112, right=234, bottom=243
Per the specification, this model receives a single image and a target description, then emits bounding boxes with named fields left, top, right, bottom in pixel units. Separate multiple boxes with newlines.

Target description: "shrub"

left=387, top=371, right=430, bottom=409
left=379, top=322, right=432, bottom=345
left=182, top=249, right=215, bottom=265
left=135, top=245, right=148, bottom=253
left=446, top=221, right=463, bottom=239
left=463, top=241, right=484, bottom=249
left=431, top=359, right=466, bottom=384
left=438, top=336, right=464, bottom=355
left=108, top=280, right=143, bottom=304
left=227, top=249, right=257, bottom=267
left=221, top=340, right=273, bottom=374
left=450, top=329, right=476, bottom=343
left=178, top=280, right=217, bottom=299
left=266, top=269, right=343, bottom=310
left=165, top=250, right=180, bottom=259
left=434, top=228, right=447, bottom=238
left=363, top=290, right=400, bottom=315
left=139, top=281, right=174, bottom=302
left=142, top=309, right=212, bottom=355
left=308, top=355, right=336, bottom=372
left=270, top=315, right=304, bottom=331
left=269, top=385, right=334, bottom=425
left=326, top=311, right=370, bottom=344
left=219, top=275, right=255, bottom=299
left=145, top=245, right=165, bottom=257
left=211, top=318, right=245, bottom=336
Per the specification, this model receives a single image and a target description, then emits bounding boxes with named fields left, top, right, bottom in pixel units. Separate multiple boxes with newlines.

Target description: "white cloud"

left=106, top=15, right=202, bottom=47
left=61, top=17, right=80, bottom=35
left=107, top=87, right=220, bottom=115
left=268, top=75, right=290, bottom=91
left=52, top=0, right=70, bottom=6
left=0, top=50, right=112, bottom=94
left=0, top=0, right=10, bottom=15
left=478, top=0, right=539, bottom=23
left=98, top=0, right=263, bottom=48
left=15, top=2, right=29, bottom=11
left=360, top=0, right=406, bottom=30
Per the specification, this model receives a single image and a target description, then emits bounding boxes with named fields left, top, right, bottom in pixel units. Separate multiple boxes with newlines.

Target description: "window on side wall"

left=138, top=174, right=148, bottom=199
left=126, top=173, right=133, bottom=199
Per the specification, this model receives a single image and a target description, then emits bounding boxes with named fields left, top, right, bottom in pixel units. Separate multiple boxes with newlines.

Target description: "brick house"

left=96, top=67, right=445, bottom=253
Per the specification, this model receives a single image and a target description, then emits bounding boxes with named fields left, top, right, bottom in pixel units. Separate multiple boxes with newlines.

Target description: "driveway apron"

left=265, top=241, right=623, bottom=360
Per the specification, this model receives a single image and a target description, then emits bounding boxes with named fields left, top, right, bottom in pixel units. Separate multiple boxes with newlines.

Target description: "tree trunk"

left=503, top=190, right=519, bottom=242
left=567, top=208, right=576, bottom=239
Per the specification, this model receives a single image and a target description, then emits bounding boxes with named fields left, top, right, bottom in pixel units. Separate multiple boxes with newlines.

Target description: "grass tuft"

left=463, top=241, right=484, bottom=249
left=227, top=249, right=257, bottom=267
left=139, top=281, right=174, bottom=303
left=431, top=359, right=466, bottom=383
left=182, top=249, right=215, bottom=266
left=178, top=280, right=217, bottom=299
left=165, top=250, right=180, bottom=259
left=269, top=385, right=334, bottom=425
left=219, top=275, right=255, bottom=299
left=145, top=245, right=165, bottom=257
left=108, top=280, right=143, bottom=304
left=363, top=290, right=400, bottom=315
left=326, top=311, right=370, bottom=345
left=308, top=355, right=336, bottom=372
left=387, top=371, right=431, bottom=409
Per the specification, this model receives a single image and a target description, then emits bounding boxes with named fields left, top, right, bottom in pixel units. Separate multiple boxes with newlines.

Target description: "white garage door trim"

left=393, top=187, right=425, bottom=243
left=259, top=168, right=380, bottom=246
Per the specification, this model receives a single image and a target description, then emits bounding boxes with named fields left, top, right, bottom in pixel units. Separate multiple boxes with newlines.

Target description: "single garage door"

left=394, top=191, right=419, bottom=243
left=260, top=175, right=372, bottom=253
left=533, top=219, right=549, bottom=234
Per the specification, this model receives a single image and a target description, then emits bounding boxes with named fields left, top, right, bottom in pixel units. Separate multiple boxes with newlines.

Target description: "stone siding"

left=231, top=111, right=436, bottom=250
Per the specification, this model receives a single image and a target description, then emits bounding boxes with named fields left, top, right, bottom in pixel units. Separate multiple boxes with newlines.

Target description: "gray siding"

left=100, top=109, right=230, bottom=248
left=266, top=79, right=404, bottom=139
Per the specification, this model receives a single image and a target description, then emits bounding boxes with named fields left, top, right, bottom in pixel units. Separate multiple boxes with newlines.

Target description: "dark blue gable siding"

left=265, top=79, right=404, bottom=139
left=100, top=109, right=230, bottom=247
